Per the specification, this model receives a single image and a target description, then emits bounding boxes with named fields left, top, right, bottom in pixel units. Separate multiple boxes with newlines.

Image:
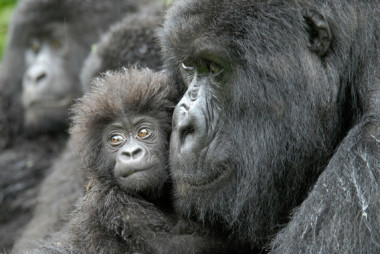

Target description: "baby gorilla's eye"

left=207, top=62, right=224, bottom=76
left=51, top=38, right=62, bottom=49
left=110, top=134, right=125, bottom=146
left=30, top=39, right=41, bottom=53
left=137, top=128, right=150, bottom=139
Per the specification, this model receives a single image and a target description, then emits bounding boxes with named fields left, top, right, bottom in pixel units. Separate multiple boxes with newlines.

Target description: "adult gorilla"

left=161, top=0, right=380, bottom=252
left=80, top=5, right=164, bottom=92
left=0, top=0, right=146, bottom=251
left=0, top=0, right=143, bottom=143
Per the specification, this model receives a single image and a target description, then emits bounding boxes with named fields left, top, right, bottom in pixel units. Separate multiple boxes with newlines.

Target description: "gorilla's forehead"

left=164, top=0, right=302, bottom=61
left=165, top=0, right=245, bottom=41
left=24, top=23, right=70, bottom=42
left=106, top=115, right=161, bottom=130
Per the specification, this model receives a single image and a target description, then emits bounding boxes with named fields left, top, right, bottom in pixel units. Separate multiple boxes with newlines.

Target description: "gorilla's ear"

left=304, top=10, right=332, bottom=57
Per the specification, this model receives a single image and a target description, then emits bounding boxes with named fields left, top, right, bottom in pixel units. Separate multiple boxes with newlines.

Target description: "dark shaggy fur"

left=28, top=69, right=225, bottom=254
left=160, top=0, right=380, bottom=253
left=0, top=0, right=143, bottom=142
left=0, top=136, right=66, bottom=252
left=0, top=0, right=151, bottom=252
left=12, top=3, right=167, bottom=252
left=80, top=4, right=165, bottom=92
left=11, top=141, right=86, bottom=253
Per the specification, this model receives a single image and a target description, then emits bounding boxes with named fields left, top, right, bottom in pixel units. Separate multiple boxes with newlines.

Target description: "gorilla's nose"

left=25, top=65, right=49, bottom=86
left=173, top=87, right=208, bottom=153
left=120, top=143, right=145, bottom=161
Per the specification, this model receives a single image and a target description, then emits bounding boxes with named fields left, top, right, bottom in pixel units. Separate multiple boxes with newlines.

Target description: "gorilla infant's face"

left=103, top=116, right=167, bottom=192
left=21, top=24, right=83, bottom=133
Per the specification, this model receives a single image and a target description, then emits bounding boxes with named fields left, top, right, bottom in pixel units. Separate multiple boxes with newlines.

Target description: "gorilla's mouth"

left=28, top=96, right=73, bottom=108
left=174, top=143, right=235, bottom=188
left=181, top=163, right=234, bottom=188
left=172, top=127, right=235, bottom=187
left=119, top=168, right=144, bottom=178
left=117, top=162, right=158, bottom=179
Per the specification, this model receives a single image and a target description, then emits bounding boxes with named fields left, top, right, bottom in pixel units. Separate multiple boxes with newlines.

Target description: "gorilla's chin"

left=23, top=107, right=69, bottom=135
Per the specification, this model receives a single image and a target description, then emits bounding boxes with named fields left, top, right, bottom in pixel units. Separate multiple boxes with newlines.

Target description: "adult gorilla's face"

left=163, top=0, right=343, bottom=244
left=21, top=24, right=84, bottom=133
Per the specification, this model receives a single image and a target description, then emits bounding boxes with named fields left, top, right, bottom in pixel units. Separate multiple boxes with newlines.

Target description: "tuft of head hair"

left=71, top=67, right=174, bottom=133
left=69, top=67, right=176, bottom=169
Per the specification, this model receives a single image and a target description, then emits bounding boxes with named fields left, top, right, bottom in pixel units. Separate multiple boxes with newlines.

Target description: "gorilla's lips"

left=118, top=167, right=145, bottom=179
left=119, top=169, right=138, bottom=178
left=115, top=163, right=164, bottom=192
left=115, top=161, right=158, bottom=179
left=118, top=168, right=148, bottom=179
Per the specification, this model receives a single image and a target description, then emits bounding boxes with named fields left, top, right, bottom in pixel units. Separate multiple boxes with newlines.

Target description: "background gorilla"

left=161, top=0, right=380, bottom=252
left=80, top=5, right=164, bottom=92
left=28, top=68, right=224, bottom=254
left=12, top=3, right=169, bottom=252
left=0, top=0, right=151, bottom=251
left=0, top=0, right=145, bottom=141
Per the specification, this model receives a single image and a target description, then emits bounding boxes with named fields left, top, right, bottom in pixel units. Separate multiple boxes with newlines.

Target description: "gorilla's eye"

left=207, top=62, right=224, bottom=76
left=30, top=39, right=41, bottom=53
left=137, top=128, right=150, bottom=139
left=51, top=38, right=62, bottom=49
left=181, top=62, right=195, bottom=71
left=110, top=134, right=125, bottom=146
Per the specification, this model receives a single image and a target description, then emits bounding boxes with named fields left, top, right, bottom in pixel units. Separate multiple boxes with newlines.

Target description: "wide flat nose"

left=120, top=143, right=144, bottom=161
left=25, top=65, right=49, bottom=86
left=173, top=96, right=209, bottom=155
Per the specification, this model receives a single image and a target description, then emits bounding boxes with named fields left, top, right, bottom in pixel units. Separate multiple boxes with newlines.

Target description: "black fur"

left=0, top=0, right=142, bottom=142
left=160, top=0, right=380, bottom=253
left=80, top=4, right=165, bottom=92
left=0, top=0, right=150, bottom=252
left=12, top=4, right=168, bottom=252
left=28, top=69, right=225, bottom=254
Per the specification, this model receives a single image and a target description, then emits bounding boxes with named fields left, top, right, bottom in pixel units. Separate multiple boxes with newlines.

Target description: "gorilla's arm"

left=271, top=117, right=380, bottom=253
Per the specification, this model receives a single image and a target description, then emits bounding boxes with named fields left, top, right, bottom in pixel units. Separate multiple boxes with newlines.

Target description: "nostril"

left=179, top=125, right=195, bottom=144
left=132, top=148, right=142, bottom=159
left=183, top=126, right=194, bottom=137
left=36, top=73, right=47, bottom=83
left=180, top=102, right=190, bottom=111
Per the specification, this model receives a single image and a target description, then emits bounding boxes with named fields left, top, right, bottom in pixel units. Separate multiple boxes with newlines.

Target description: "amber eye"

left=109, top=134, right=124, bottom=146
left=137, top=128, right=150, bottom=139
left=30, top=39, right=41, bottom=53
left=51, top=38, right=62, bottom=49
left=208, top=62, right=224, bottom=76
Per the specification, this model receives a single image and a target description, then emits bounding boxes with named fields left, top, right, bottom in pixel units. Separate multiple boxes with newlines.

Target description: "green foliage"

left=0, top=0, right=17, bottom=60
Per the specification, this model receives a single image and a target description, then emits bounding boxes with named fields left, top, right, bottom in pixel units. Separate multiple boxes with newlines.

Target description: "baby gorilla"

left=31, top=68, right=224, bottom=254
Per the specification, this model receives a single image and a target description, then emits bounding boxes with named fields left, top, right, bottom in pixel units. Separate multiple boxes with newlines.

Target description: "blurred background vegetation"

left=0, top=0, right=17, bottom=60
